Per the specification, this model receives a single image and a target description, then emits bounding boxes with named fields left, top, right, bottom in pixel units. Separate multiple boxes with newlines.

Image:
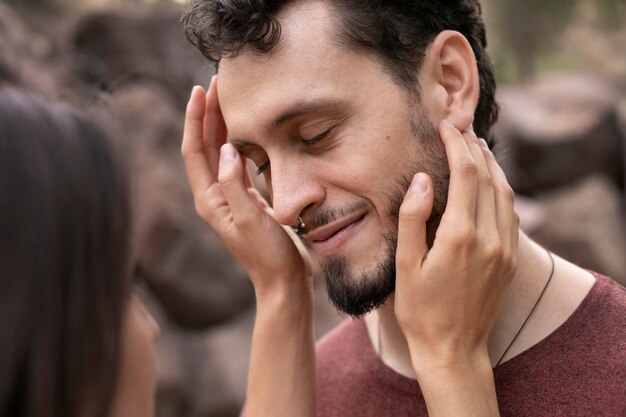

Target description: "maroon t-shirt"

left=316, top=274, right=626, bottom=417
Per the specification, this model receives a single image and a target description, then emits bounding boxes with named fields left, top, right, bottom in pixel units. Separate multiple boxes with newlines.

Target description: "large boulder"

left=111, top=83, right=255, bottom=329
left=65, top=8, right=256, bottom=329
left=146, top=277, right=342, bottom=417
left=522, top=175, right=626, bottom=285
left=0, top=2, right=59, bottom=90
left=69, top=8, right=213, bottom=107
left=495, top=73, right=624, bottom=195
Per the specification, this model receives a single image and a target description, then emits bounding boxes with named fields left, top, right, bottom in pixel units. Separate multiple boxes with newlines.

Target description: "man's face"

left=218, top=1, right=448, bottom=316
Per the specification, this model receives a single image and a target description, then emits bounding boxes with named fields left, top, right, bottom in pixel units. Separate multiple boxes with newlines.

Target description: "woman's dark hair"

left=0, top=89, right=131, bottom=417
left=182, top=0, right=499, bottom=143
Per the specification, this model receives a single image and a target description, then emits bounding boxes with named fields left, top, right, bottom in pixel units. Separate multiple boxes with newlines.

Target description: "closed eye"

left=302, top=126, right=335, bottom=146
left=254, top=125, right=337, bottom=175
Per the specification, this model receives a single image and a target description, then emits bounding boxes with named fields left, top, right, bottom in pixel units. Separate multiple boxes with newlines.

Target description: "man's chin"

left=322, top=254, right=396, bottom=318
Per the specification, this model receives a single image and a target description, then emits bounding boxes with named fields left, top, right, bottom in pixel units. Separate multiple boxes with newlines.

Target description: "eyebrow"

left=272, top=98, right=342, bottom=129
left=230, top=97, right=344, bottom=151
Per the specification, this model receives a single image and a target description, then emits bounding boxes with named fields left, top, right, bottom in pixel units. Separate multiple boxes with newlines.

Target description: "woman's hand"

left=182, top=78, right=317, bottom=417
left=394, top=121, right=518, bottom=417
left=181, top=77, right=315, bottom=297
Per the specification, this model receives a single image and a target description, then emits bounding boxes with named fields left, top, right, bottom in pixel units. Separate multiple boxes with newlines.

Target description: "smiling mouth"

left=305, top=213, right=367, bottom=257
left=313, top=214, right=365, bottom=242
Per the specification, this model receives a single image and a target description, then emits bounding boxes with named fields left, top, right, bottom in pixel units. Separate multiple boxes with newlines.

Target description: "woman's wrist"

left=407, top=337, right=491, bottom=372
left=412, top=353, right=499, bottom=417
left=254, top=278, right=314, bottom=318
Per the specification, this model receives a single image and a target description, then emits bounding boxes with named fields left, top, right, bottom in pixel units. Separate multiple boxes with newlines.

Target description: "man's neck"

left=364, top=231, right=596, bottom=378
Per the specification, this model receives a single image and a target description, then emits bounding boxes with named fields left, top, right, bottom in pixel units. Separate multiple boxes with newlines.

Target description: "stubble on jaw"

left=322, top=113, right=449, bottom=317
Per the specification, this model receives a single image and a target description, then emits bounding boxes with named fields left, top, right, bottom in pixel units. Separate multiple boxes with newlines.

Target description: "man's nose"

left=269, top=159, right=324, bottom=227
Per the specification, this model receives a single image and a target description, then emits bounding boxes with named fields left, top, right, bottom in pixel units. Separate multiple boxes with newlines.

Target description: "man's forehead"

left=217, top=0, right=338, bottom=83
left=216, top=1, right=356, bottom=131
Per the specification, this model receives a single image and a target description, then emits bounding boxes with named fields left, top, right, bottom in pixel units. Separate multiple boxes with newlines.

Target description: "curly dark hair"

left=182, top=0, right=499, bottom=142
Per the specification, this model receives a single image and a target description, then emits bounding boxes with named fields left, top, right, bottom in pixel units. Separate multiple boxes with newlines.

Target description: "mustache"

left=307, top=200, right=370, bottom=230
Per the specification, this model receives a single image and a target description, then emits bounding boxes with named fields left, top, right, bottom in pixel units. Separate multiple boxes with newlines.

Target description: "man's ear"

left=420, top=30, right=479, bottom=132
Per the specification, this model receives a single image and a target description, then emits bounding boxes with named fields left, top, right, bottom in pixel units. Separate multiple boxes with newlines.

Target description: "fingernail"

left=409, top=173, right=428, bottom=194
left=478, top=138, right=489, bottom=149
left=190, top=85, right=202, bottom=99
left=220, top=143, right=237, bottom=162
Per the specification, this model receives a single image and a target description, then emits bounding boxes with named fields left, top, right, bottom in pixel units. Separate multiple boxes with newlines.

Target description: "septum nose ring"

left=292, top=216, right=306, bottom=235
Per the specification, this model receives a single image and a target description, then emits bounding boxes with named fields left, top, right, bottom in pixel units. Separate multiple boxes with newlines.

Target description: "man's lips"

left=302, top=211, right=367, bottom=257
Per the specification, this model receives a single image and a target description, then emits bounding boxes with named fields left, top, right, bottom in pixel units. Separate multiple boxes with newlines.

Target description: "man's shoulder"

left=580, top=274, right=626, bottom=352
left=541, top=273, right=626, bottom=357
left=495, top=274, right=626, bottom=416
left=583, top=273, right=626, bottom=325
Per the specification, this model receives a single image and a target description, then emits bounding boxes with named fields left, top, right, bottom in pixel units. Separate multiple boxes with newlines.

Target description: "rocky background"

left=1, top=0, right=624, bottom=416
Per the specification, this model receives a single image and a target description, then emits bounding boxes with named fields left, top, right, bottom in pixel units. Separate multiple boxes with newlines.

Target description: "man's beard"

left=322, top=112, right=449, bottom=317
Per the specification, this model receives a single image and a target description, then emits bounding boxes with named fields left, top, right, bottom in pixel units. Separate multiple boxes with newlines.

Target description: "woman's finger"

left=463, top=130, right=497, bottom=236
left=218, top=143, right=263, bottom=230
left=181, top=85, right=215, bottom=198
left=204, top=75, right=228, bottom=180
left=480, top=143, right=519, bottom=256
left=438, top=120, right=478, bottom=231
left=397, top=173, right=433, bottom=272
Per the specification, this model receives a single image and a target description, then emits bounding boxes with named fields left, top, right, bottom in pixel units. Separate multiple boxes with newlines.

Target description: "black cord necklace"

left=496, top=249, right=555, bottom=366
